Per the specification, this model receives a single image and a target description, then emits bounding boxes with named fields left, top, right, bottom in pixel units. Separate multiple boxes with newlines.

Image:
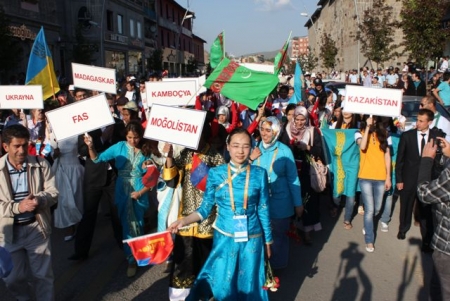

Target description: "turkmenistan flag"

left=273, top=33, right=291, bottom=75
left=204, top=58, right=279, bottom=110
left=210, top=31, right=224, bottom=69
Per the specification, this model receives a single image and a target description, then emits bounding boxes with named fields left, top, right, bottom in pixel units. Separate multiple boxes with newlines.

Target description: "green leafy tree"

left=0, top=6, right=23, bottom=83
left=298, top=47, right=319, bottom=72
left=147, top=48, right=163, bottom=72
left=399, top=0, right=450, bottom=68
left=356, top=0, right=399, bottom=67
left=320, top=33, right=338, bottom=70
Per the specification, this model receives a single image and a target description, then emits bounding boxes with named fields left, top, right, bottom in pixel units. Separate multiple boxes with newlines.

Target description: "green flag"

left=204, top=58, right=279, bottom=110
left=210, top=32, right=224, bottom=69
left=273, top=34, right=291, bottom=75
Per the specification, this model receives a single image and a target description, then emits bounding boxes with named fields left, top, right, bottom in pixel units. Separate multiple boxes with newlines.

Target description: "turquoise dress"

left=187, top=162, right=273, bottom=301
left=93, top=141, right=150, bottom=262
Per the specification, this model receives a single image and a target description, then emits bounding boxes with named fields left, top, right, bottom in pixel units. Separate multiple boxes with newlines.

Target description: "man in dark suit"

left=68, top=119, right=125, bottom=260
left=396, top=109, right=436, bottom=250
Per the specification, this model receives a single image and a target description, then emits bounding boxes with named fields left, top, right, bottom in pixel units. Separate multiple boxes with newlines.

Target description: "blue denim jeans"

left=380, top=190, right=393, bottom=224
left=333, top=196, right=356, bottom=223
left=359, top=179, right=385, bottom=244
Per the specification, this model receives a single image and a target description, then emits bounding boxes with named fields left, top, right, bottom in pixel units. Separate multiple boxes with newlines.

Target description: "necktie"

left=421, top=133, right=426, bottom=155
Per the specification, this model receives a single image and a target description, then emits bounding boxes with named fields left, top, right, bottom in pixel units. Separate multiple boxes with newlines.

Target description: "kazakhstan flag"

left=26, top=27, right=60, bottom=100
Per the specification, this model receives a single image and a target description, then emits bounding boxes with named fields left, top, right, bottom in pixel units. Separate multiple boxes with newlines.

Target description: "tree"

left=147, top=48, right=163, bottom=72
left=0, top=6, right=23, bottom=83
left=399, top=0, right=450, bottom=68
left=319, top=33, right=338, bottom=70
left=298, top=47, right=319, bottom=72
left=356, top=0, right=399, bottom=67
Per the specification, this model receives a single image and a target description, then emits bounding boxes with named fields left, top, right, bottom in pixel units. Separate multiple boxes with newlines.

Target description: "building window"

left=137, top=21, right=142, bottom=39
left=118, top=14, right=123, bottom=34
left=106, top=10, right=113, bottom=31
left=130, top=19, right=135, bottom=37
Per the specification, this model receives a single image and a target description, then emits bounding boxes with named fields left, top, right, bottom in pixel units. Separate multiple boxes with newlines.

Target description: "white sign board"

left=343, top=85, right=403, bottom=117
left=163, top=76, right=207, bottom=95
left=240, top=63, right=274, bottom=74
left=72, top=63, right=117, bottom=94
left=146, top=80, right=198, bottom=106
left=144, top=104, right=206, bottom=149
left=45, top=94, right=114, bottom=141
left=0, top=85, right=43, bottom=109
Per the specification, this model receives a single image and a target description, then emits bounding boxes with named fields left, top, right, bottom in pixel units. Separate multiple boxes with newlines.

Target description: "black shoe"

left=397, top=231, right=406, bottom=240
left=68, top=253, right=88, bottom=261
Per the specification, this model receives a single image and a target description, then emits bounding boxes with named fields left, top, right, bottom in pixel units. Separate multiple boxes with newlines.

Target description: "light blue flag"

left=26, top=26, right=60, bottom=100
left=288, top=61, right=302, bottom=104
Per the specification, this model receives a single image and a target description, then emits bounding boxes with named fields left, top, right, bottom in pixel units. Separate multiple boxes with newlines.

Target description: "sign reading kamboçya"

left=343, top=85, right=403, bottom=117
left=144, top=104, right=206, bottom=149
left=72, top=63, right=117, bottom=94
left=0, top=85, right=43, bottom=109
left=46, top=94, right=114, bottom=141
left=146, top=80, right=198, bottom=106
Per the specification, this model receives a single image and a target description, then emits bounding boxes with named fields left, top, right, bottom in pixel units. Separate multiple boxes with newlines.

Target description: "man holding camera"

left=396, top=109, right=438, bottom=251
left=417, top=137, right=450, bottom=300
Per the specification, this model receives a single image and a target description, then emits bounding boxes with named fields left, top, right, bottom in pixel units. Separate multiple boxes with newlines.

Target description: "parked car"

left=324, top=81, right=361, bottom=95
left=401, top=95, right=450, bottom=130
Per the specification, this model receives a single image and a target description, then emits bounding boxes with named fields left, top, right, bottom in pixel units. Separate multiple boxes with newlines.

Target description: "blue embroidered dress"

left=186, top=162, right=273, bottom=301
left=93, top=141, right=150, bottom=262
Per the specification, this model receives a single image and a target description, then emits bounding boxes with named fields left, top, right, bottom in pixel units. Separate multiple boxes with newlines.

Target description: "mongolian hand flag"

left=26, top=27, right=60, bottom=100
left=204, top=58, right=278, bottom=110
left=190, top=154, right=210, bottom=191
left=210, top=31, right=224, bottom=69
left=273, top=33, right=291, bottom=75
left=124, top=231, right=174, bottom=266
left=288, top=61, right=303, bottom=104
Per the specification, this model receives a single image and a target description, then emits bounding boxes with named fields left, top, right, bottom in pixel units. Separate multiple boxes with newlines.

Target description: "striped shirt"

left=6, top=159, right=34, bottom=223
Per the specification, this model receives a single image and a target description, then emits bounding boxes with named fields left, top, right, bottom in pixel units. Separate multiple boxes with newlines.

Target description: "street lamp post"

left=353, top=0, right=361, bottom=71
left=176, top=12, right=194, bottom=76
left=300, top=12, right=318, bottom=37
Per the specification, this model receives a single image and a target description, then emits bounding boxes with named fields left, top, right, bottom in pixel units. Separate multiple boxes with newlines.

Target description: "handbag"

left=308, top=128, right=327, bottom=193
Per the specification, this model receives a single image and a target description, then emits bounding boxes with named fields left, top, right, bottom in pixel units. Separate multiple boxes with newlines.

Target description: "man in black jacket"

left=405, top=71, right=427, bottom=96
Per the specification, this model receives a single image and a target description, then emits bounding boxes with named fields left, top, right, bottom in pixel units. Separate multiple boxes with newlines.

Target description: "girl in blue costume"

left=84, top=121, right=153, bottom=277
left=168, top=128, right=273, bottom=301
left=250, top=116, right=303, bottom=269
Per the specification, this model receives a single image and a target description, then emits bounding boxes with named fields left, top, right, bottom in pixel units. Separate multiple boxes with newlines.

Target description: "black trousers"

left=74, top=170, right=123, bottom=256
left=398, top=186, right=417, bottom=233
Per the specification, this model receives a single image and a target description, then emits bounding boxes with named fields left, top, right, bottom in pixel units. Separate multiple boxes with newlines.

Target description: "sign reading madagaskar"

left=343, top=85, right=403, bottom=117
left=144, top=104, right=206, bottom=149
left=45, top=94, right=114, bottom=141
left=72, top=63, right=116, bottom=94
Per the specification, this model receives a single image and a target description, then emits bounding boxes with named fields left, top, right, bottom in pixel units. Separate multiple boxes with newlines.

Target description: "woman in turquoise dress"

left=84, top=121, right=152, bottom=277
left=168, top=128, right=273, bottom=301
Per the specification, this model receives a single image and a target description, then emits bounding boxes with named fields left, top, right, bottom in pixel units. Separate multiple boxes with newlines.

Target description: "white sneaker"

left=362, top=228, right=366, bottom=235
left=381, top=222, right=389, bottom=232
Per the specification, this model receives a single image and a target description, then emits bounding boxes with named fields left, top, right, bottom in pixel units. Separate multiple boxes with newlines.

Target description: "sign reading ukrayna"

left=343, top=85, right=403, bottom=117
left=144, top=104, right=206, bottom=149
left=0, top=85, right=43, bottom=109
left=72, top=63, right=117, bottom=94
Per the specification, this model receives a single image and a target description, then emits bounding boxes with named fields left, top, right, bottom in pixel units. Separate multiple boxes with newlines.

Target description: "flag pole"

left=42, top=27, right=57, bottom=100
left=222, top=30, right=225, bottom=58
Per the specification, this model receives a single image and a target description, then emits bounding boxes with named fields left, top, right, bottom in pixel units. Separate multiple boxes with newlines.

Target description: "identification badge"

left=233, top=215, right=248, bottom=242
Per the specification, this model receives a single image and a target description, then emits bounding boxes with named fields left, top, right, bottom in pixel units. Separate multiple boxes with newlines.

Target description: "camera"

left=431, top=127, right=447, bottom=154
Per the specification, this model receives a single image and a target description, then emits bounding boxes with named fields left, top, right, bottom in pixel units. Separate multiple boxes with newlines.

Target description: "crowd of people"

left=1, top=62, right=450, bottom=301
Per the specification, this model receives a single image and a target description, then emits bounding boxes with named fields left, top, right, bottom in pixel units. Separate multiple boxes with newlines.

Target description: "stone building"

left=1, top=0, right=205, bottom=84
left=305, top=0, right=408, bottom=72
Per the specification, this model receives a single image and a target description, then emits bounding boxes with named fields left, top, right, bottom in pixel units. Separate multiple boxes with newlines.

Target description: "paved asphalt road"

left=0, top=196, right=433, bottom=301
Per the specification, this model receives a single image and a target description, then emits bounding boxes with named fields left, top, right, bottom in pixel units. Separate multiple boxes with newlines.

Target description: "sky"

left=175, top=0, right=320, bottom=56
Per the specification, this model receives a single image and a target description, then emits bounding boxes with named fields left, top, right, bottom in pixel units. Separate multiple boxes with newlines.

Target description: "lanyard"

left=257, top=148, right=278, bottom=180
left=227, top=164, right=250, bottom=212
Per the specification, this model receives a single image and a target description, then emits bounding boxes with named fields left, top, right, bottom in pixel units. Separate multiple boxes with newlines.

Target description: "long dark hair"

left=141, top=139, right=162, bottom=157
left=360, top=115, right=388, bottom=152
left=335, top=112, right=359, bottom=129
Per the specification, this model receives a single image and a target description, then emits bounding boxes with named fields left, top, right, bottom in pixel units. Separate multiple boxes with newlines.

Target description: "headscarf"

left=290, top=106, right=310, bottom=142
left=259, top=116, right=281, bottom=148
left=216, top=106, right=230, bottom=128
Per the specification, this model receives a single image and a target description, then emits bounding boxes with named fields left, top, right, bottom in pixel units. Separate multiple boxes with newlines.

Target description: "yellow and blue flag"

left=26, top=26, right=60, bottom=100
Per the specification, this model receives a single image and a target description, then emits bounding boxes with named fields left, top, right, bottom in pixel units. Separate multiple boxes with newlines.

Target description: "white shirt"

left=431, top=112, right=450, bottom=142
left=417, top=129, right=429, bottom=155
left=386, top=74, right=398, bottom=85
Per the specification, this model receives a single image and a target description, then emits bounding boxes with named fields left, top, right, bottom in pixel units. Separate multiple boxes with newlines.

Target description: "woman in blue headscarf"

left=250, top=116, right=303, bottom=269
